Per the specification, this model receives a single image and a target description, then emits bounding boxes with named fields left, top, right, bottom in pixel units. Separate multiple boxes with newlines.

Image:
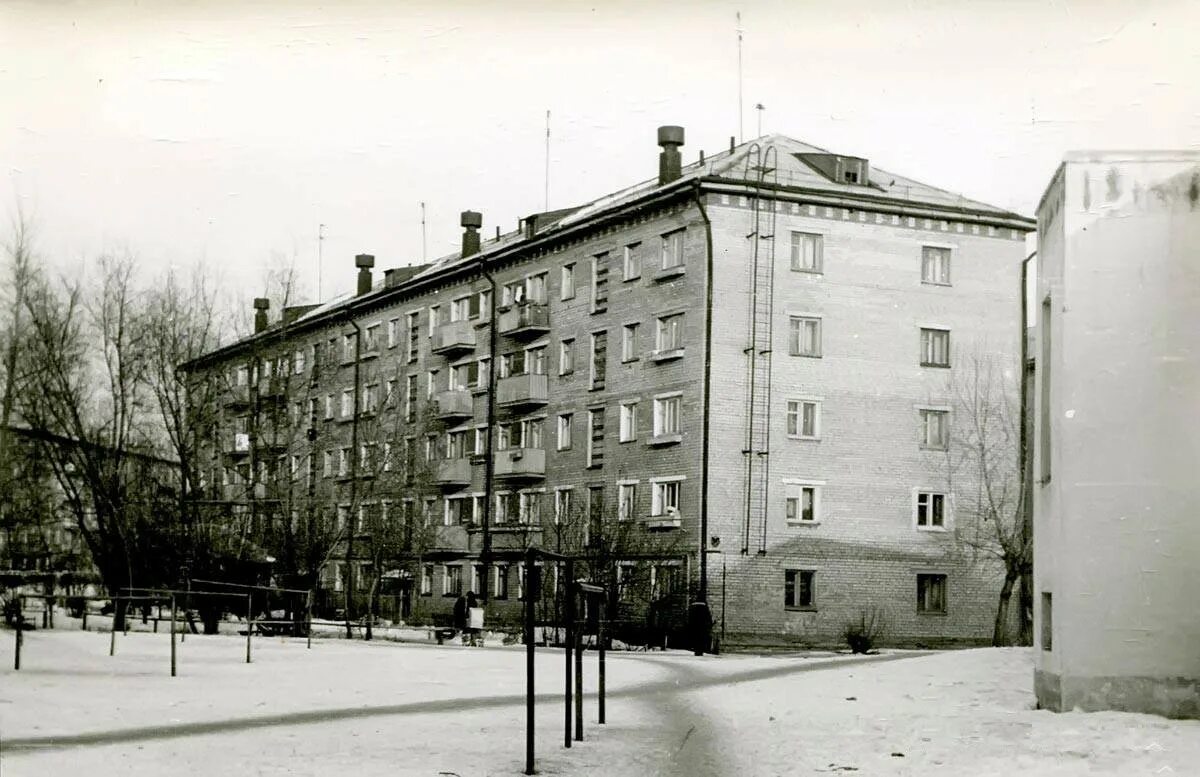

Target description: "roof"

left=185, top=132, right=1034, bottom=369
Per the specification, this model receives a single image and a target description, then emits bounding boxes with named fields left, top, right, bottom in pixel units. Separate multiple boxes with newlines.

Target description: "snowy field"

left=1, top=629, right=1197, bottom=776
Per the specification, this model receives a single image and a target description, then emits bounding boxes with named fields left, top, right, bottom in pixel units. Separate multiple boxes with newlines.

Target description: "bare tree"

left=949, top=352, right=1032, bottom=646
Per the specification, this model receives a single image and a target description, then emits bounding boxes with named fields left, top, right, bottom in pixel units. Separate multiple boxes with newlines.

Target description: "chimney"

left=657, top=125, right=685, bottom=185
left=355, top=253, right=375, bottom=296
left=460, top=211, right=482, bottom=257
left=253, top=298, right=269, bottom=333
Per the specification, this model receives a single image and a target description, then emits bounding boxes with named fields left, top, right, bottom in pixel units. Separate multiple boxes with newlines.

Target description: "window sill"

left=785, top=606, right=818, bottom=613
left=920, top=363, right=951, bottom=369
left=623, top=273, right=641, bottom=283
left=786, top=435, right=821, bottom=442
left=786, top=520, right=821, bottom=527
left=789, top=268, right=823, bottom=276
left=917, top=610, right=948, bottom=617
left=647, top=433, right=682, bottom=447
left=654, top=266, right=685, bottom=281
left=650, top=348, right=685, bottom=363
left=589, top=384, right=606, bottom=392
left=916, top=525, right=948, bottom=533
left=790, top=353, right=822, bottom=359
left=921, top=280, right=952, bottom=287
left=644, top=516, right=681, bottom=530
left=591, top=306, right=607, bottom=315
left=919, top=445, right=949, bottom=452
left=621, top=357, right=639, bottom=364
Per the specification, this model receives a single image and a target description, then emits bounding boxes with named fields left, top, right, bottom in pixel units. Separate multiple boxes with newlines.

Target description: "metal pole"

left=598, top=594, right=606, bottom=725
left=246, top=593, right=253, bottom=664
left=574, top=593, right=583, bottom=742
left=479, top=259, right=499, bottom=605
left=13, top=622, right=21, bottom=670
left=564, top=559, right=574, bottom=749
left=170, top=595, right=177, bottom=677
left=81, top=602, right=88, bottom=631
left=722, top=556, right=728, bottom=648
left=524, top=548, right=536, bottom=775
left=110, top=602, right=117, bottom=657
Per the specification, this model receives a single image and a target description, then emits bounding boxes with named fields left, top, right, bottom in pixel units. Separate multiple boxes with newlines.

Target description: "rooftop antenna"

left=755, top=103, right=765, bottom=139
left=737, top=11, right=744, bottom=143
left=317, top=223, right=325, bottom=303
left=420, top=202, right=427, bottom=264
left=544, top=110, right=551, bottom=212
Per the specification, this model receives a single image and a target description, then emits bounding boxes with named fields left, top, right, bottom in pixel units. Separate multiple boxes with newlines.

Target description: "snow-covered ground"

left=1, top=628, right=1196, bottom=776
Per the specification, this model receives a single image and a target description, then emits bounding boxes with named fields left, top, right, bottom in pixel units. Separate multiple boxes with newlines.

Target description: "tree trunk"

left=992, top=570, right=1019, bottom=647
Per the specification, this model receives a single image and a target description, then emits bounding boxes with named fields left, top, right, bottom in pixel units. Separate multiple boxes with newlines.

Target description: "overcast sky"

left=2, top=0, right=1196, bottom=306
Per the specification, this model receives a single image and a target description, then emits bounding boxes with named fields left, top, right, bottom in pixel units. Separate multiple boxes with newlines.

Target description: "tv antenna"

left=544, top=110, right=551, bottom=211
left=317, top=223, right=325, bottom=303
left=420, top=202, right=427, bottom=264
left=737, top=12, right=744, bottom=143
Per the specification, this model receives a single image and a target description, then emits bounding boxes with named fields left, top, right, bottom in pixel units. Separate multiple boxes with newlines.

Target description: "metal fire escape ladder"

left=741, top=144, right=779, bottom=556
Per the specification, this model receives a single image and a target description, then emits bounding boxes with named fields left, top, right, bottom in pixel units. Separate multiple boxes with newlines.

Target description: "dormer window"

left=796, top=152, right=870, bottom=187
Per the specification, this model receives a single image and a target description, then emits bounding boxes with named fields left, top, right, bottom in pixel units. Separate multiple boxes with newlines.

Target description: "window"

left=420, top=564, right=433, bottom=596
left=559, top=338, right=575, bottom=375
left=235, top=365, right=249, bottom=386
left=471, top=565, right=483, bottom=596
left=495, top=565, right=510, bottom=600
left=364, top=323, right=380, bottom=352
left=446, top=429, right=470, bottom=459
left=916, top=491, right=947, bottom=529
left=444, top=565, right=464, bottom=597
left=784, top=480, right=820, bottom=523
left=587, top=408, right=604, bottom=467
left=387, top=318, right=399, bottom=348
left=501, top=280, right=523, bottom=307
left=322, top=450, right=333, bottom=478
left=785, top=399, right=820, bottom=439
left=519, top=491, right=542, bottom=524
left=527, top=273, right=548, bottom=304
left=788, top=316, right=822, bottom=357
left=921, top=246, right=951, bottom=285
left=784, top=570, right=815, bottom=609
left=294, top=348, right=306, bottom=374
left=327, top=338, right=337, bottom=365
left=445, top=496, right=471, bottom=526
left=363, top=384, right=379, bottom=414
left=920, top=328, right=950, bottom=367
left=1040, top=296, right=1052, bottom=483
left=324, top=394, right=335, bottom=420
left=406, top=312, right=419, bottom=362
left=428, top=305, right=441, bottom=335
left=917, top=573, right=947, bottom=613
left=405, top=375, right=417, bottom=422
left=478, top=289, right=492, bottom=320
left=426, top=370, right=438, bottom=400
left=385, top=379, right=397, bottom=406
left=660, top=229, right=684, bottom=271
left=591, top=254, right=609, bottom=313
left=919, top=409, right=950, bottom=450
left=338, top=447, right=350, bottom=477
left=557, top=413, right=573, bottom=451
left=621, top=323, right=639, bottom=362
left=619, top=401, right=638, bottom=442
left=561, top=263, right=576, bottom=300
left=1041, top=592, right=1052, bottom=651
left=527, top=346, right=547, bottom=375
left=790, top=232, right=823, bottom=273
left=650, top=478, right=682, bottom=516
left=622, top=243, right=641, bottom=280
left=590, top=332, right=607, bottom=390
left=617, top=563, right=636, bottom=602
left=653, top=394, right=681, bottom=437
left=655, top=314, right=683, bottom=353
left=554, top=487, right=573, bottom=524
left=617, top=482, right=637, bottom=521
left=586, top=486, right=605, bottom=545
left=341, top=389, right=354, bottom=418
left=450, top=361, right=480, bottom=391
left=496, top=491, right=519, bottom=524
left=343, top=333, right=356, bottom=362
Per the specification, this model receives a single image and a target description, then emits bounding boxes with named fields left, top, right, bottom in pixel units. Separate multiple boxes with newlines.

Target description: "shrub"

left=844, top=606, right=887, bottom=654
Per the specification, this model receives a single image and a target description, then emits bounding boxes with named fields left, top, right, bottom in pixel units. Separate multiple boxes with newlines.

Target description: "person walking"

left=465, top=590, right=482, bottom=647
left=452, top=592, right=468, bottom=645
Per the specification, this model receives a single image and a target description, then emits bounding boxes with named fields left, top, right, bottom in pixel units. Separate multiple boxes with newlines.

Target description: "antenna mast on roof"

left=755, top=103, right=765, bottom=139
left=737, top=12, right=744, bottom=143
left=420, top=202, right=427, bottom=264
left=544, top=110, right=551, bottom=211
left=317, top=223, right=325, bottom=303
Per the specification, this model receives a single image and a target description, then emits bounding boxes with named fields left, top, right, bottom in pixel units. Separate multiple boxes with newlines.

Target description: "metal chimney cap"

left=657, top=126, right=685, bottom=147
left=355, top=253, right=376, bottom=268
left=252, top=298, right=270, bottom=310
left=460, top=211, right=483, bottom=229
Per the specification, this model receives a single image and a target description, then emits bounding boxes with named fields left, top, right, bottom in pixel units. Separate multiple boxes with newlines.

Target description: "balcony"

left=497, top=373, right=548, bottom=409
left=494, top=448, right=545, bottom=481
left=258, top=377, right=288, bottom=401
left=498, top=302, right=550, bottom=338
left=225, top=433, right=251, bottom=458
left=223, top=386, right=251, bottom=408
left=434, top=458, right=473, bottom=489
left=434, top=389, right=474, bottom=421
left=431, top=320, right=477, bottom=356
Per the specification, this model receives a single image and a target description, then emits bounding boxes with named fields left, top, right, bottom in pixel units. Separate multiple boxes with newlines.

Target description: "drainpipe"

left=691, top=181, right=715, bottom=654
left=1018, top=250, right=1036, bottom=642
left=343, top=317, right=362, bottom=639
left=477, top=257, right=499, bottom=604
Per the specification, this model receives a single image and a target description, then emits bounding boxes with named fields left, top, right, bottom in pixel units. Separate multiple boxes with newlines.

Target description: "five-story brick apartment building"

left=181, top=126, right=1034, bottom=646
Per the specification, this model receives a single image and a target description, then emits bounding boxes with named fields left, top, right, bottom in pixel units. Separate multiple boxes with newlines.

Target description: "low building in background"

left=1033, top=151, right=1200, bottom=718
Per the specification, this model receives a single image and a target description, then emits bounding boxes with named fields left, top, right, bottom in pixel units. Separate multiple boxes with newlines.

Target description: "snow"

left=1, top=628, right=1196, bottom=776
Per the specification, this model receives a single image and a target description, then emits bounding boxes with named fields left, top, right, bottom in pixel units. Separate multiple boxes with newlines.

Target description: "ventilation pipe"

left=355, top=254, right=375, bottom=296
left=253, top=298, right=269, bottom=333
left=461, top=211, right=482, bottom=257
left=658, top=126, right=685, bottom=185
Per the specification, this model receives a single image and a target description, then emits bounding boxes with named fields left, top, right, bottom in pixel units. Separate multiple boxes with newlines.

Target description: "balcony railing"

left=223, top=386, right=251, bottom=408
left=494, top=448, right=545, bottom=480
left=258, top=377, right=288, bottom=400
left=434, top=389, right=474, bottom=420
left=225, top=433, right=251, bottom=458
left=496, top=373, right=548, bottom=408
left=498, top=302, right=549, bottom=338
left=434, top=458, right=473, bottom=488
left=431, top=320, right=477, bottom=356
